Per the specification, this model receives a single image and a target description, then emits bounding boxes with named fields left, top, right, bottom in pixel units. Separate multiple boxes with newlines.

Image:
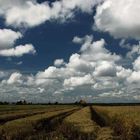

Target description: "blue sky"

left=0, top=0, right=140, bottom=103
left=0, top=11, right=93, bottom=72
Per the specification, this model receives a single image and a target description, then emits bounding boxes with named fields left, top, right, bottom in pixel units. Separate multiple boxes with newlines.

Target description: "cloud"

left=16, top=61, right=23, bottom=65
left=0, top=1, right=140, bottom=103
left=126, top=55, right=140, bottom=84
left=0, top=29, right=22, bottom=49
left=0, top=71, right=9, bottom=79
left=0, top=28, right=35, bottom=57
left=63, top=74, right=94, bottom=87
left=0, top=44, right=36, bottom=57
left=5, top=1, right=51, bottom=28
left=94, top=0, right=140, bottom=39
left=126, top=43, right=140, bottom=59
left=133, top=56, right=140, bottom=71
left=116, top=66, right=132, bottom=80
left=67, top=53, right=93, bottom=74
left=30, top=35, right=140, bottom=102
left=0, top=34, right=140, bottom=102
left=127, top=71, right=140, bottom=83
left=99, top=91, right=123, bottom=98
left=79, top=35, right=121, bottom=62
left=0, top=0, right=103, bottom=28
left=72, top=36, right=84, bottom=44
left=61, top=0, right=102, bottom=13
left=94, top=61, right=116, bottom=77
left=73, top=35, right=94, bottom=52
left=54, top=59, right=65, bottom=67
left=5, top=72, right=23, bottom=84
left=0, top=0, right=35, bottom=15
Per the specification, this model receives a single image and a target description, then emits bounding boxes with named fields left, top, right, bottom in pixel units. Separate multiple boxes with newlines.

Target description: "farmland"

left=0, top=105, right=139, bottom=140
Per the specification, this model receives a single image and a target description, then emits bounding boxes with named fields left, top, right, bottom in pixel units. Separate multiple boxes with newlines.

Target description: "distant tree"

left=0, top=101, right=9, bottom=105
left=16, top=101, right=22, bottom=105
left=74, top=101, right=78, bottom=104
left=0, top=102, right=3, bottom=105
left=4, top=101, right=9, bottom=105
left=48, top=101, right=51, bottom=105
left=16, top=100, right=27, bottom=105
left=55, top=101, right=58, bottom=105
left=23, top=100, right=27, bottom=104
left=79, top=100, right=87, bottom=105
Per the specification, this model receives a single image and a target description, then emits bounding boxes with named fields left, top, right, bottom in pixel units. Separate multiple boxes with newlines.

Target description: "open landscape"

left=1, top=0, right=140, bottom=139
left=0, top=104, right=139, bottom=140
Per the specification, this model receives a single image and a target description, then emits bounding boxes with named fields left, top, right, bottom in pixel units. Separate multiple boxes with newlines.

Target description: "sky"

left=0, top=0, right=140, bottom=103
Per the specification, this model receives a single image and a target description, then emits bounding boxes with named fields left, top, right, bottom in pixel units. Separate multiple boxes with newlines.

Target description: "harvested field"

left=0, top=105, right=139, bottom=140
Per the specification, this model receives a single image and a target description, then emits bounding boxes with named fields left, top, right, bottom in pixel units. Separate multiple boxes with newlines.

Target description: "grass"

left=0, top=105, right=76, bottom=124
left=0, top=105, right=48, bottom=113
left=0, top=105, right=139, bottom=140
left=64, top=107, right=99, bottom=133
left=23, top=108, right=80, bottom=140
left=0, top=106, right=78, bottom=140
left=61, top=106, right=114, bottom=140
left=0, top=105, right=72, bottom=114
left=93, top=106, right=140, bottom=140
left=61, top=107, right=100, bottom=140
left=90, top=106, right=114, bottom=140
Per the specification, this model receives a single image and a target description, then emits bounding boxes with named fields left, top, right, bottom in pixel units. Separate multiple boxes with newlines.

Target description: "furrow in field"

left=61, top=106, right=100, bottom=140
left=93, top=106, right=140, bottom=140
left=60, top=106, right=115, bottom=140
left=90, top=106, right=115, bottom=140
left=0, top=106, right=75, bottom=125
left=0, top=105, right=74, bottom=115
left=0, top=111, right=46, bottom=125
left=0, top=107, right=78, bottom=140
left=24, top=108, right=80, bottom=140
left=0, top=105, right=51, bottom=114
left=90, top=106, right=107, bottom=127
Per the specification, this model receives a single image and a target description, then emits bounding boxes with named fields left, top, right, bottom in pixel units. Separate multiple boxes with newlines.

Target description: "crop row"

left=93, top=106, right=140, bottom=140
left=0, top=105, right=139, bottom=140
left=0, top=106, right=79, bottom=140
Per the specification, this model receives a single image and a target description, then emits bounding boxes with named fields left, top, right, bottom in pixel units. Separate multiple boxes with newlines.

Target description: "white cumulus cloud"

left=94, top=61, right=116, bottom=77
left=0, top=0, right=103, bottom=28
left=0, top=44, right=36, bottom=57
left=54, top=59, right=65, bottom=67
left=6, top=72, right=23, bottom=84
left=0, top=34, right=140, bottom=102
left=63, top=74, right=94, bottom=87
left=94, top=0, right=140, bottom=39
left=0, top=29, right=22, bottom=49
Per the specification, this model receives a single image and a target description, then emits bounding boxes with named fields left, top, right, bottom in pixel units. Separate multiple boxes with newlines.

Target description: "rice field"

left=0, top=104, right=139, bottom=140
